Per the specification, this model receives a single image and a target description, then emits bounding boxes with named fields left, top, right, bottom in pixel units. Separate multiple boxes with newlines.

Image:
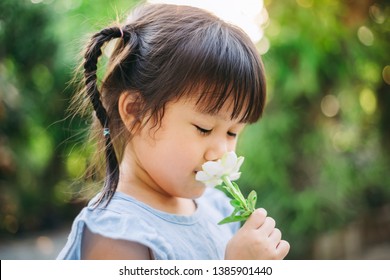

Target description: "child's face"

left=129, top=96, right=246, bottom=199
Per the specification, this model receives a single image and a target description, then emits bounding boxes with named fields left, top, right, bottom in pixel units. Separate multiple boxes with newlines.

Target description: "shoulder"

left=58, top=192, right=175, bottom=259
left=84, top=193, right=172, bottom=247
left=81, top=226, right=151, bottom=260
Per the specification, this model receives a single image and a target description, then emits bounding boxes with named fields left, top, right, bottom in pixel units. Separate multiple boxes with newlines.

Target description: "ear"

left=118, top=91, right=142, bottom=133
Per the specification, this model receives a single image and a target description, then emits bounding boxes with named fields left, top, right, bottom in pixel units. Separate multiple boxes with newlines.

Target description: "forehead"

left=176, top=94, right=247, bottom=123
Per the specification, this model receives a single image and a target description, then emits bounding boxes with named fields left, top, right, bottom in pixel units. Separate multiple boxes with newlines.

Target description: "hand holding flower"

left=196, top=151, right=257, bottom=225
left=196, top=151, right=291, bottom=259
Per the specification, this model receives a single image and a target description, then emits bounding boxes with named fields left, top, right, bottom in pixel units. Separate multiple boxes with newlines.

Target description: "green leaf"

left=215, top=184, right=234, bottom=199
left=218, top=214, right=250, bottom=225
left=232, top=182, right=240, bottom=191
left=230, top=199, right=241, bottom=208
left=241, top=210, right=253, bottom=217
left=214, top=184, right=225, bottom=192
left=231, top=207, right=241, bottom=216
left=247, top=190, right=257, bottom=212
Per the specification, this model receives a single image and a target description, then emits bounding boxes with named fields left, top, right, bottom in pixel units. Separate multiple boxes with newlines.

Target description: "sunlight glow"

left=147, top=0, right=267, bottom=43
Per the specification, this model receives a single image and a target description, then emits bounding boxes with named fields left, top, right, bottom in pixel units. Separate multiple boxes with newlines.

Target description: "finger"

left=276, top=240, right=290, bottom=259
left=257, top=216, right=276, bottom=236
left=269, top=228, right=282, bottom=244
left=241, top=208, right=267, bottom=230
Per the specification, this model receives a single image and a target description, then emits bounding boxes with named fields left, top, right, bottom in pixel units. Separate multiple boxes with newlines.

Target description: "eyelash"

left=227, top=131, right=237, bottom=138
left=194, top=125, right=237, bottom=138
left=195, top=125, right=212, bottom=135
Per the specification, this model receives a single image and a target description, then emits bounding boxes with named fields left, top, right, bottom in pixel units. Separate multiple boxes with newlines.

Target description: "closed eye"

left=227, top=131, right=237, bottom=138
left=194, top=125, right=212, bottom=135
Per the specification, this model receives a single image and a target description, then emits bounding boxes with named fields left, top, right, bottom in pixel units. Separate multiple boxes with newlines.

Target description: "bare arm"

left=81, top=226, right=152, bottom=260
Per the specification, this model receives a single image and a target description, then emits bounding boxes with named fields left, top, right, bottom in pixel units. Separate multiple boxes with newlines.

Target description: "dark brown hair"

left=76, top=3, right=267, bottom=206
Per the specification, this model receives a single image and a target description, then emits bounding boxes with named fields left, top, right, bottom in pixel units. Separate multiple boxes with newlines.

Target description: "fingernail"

left=257, top=208, right=267, bottom=216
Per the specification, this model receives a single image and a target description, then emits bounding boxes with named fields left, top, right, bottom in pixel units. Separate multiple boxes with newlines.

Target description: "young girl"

left=57, top=3, right=290, bottom=260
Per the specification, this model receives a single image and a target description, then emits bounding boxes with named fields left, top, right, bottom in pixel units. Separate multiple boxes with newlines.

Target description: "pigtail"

left=83, top=26, right=126, bottom=206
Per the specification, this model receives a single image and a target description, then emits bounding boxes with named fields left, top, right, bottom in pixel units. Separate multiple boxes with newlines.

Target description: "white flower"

left=196, top=151, right=256, bottom=225
left=196, top=151, right=244, bottom=188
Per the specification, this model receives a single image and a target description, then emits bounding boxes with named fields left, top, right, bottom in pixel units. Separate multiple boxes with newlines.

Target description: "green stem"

left=221, top=175, right=250, bottom=212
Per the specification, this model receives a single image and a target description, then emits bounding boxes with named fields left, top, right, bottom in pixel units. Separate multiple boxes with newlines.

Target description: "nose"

left=204, top=140, right=229, bottom=162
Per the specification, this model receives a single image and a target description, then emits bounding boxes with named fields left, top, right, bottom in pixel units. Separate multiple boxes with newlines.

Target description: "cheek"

left=160, top=141, right=196, bottom=169
left=157, top=143, right=200, bottom=180
left=134, top=122, right=202, bottom=168
left=134, top=131, right=191, bottom=169
left=229, top=141, right=238, bottom=151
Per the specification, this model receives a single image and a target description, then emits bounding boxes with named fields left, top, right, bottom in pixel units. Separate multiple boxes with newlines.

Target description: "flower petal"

left=232, top=156, right=244, bottom=174
left=205, top=179, right=223, bottom=188
left=229, top=172, right=241, bottom=181
left=222, top=151, right=237, bottom=173
left=195, top=171, right=211, bottom=182
left=202, top=161, right=224, bottom=176
left=195, top=151, right=245, bottom=188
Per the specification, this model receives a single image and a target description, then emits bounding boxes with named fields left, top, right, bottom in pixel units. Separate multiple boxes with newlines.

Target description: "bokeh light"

left=35, top=236, right=54, bottom=255
left=321, top=95, right=340, bottom=118
left=296, top=0, right=313, bottom=9
left=357, top=26, right=374, bottom=46
left=369, top=4, right=386, bottom=24
left=382, top=65, right=390, bottom=85
left=359, top=88, right=377, bottom=115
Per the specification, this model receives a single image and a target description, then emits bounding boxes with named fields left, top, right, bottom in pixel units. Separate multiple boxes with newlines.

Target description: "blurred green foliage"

left=239, top=0, right=390, bottom=258
left=0, top=0, right=389, bottom=259
left=0, top=0, right=138, bottom=236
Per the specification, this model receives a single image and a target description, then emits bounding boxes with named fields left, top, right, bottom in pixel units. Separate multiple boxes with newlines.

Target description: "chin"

left=180, top=185, right=206, bottom=199
left=192, top=186, right=207, bottom=199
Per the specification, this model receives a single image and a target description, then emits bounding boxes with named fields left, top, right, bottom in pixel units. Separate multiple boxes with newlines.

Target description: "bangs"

left=166, top=22, right=266, bottom=123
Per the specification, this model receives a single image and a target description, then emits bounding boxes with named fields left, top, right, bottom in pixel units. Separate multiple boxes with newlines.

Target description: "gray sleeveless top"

left=57, top=188, right=239, bottom=259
